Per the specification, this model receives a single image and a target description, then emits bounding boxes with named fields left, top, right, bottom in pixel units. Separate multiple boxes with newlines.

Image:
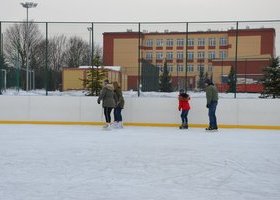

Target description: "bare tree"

left=4, top=22, right=43, bottom=69
left=49, top=35, right=67, bottom=71
left=64, top=36, right=89, bottom=68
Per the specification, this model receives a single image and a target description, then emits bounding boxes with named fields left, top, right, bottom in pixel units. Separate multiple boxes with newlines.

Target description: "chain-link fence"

left=0, top=20, right=279, bottom=96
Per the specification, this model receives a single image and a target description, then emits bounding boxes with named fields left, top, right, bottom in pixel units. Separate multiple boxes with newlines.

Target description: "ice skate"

left=179, top=123, right=188, bottom=129
left=118, top=122, right=124, bottom=129
left=111, top=122, right=118, bottom=128
left=205, top=126, right=218, bottom=132
left=111, top=122, right=123, bottom=129
left=102, top=123, right=111, bottom=130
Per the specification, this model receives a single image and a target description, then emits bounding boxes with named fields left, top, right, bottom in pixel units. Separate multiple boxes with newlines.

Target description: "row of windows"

left=146, top=51, right=228, bottom=60
left=146, top=37, right=228, bottom=47
left=156, top=64, right=213, bottom=73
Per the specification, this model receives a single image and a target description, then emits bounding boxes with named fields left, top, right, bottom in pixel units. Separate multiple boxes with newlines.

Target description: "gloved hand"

left=206, top=104, right=210, bottom=108
left=97, top=100, right=101, bottom=104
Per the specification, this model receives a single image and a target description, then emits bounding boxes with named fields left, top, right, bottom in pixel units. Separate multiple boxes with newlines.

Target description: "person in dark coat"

left=97, top=79, right=116, bottom=128
left=205, top=79, right=219, bottom=130
left=112, top=81, right=125, bottom=128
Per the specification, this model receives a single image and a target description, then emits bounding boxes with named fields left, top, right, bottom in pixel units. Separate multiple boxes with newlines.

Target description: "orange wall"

left=62, top=69, right=85, bottom=91
left=62, top=68, right=127, bottom=91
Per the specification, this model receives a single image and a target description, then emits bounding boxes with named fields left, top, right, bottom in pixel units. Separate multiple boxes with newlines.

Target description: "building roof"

left=78, top=66, right=121, bottom=71
left=103, top=28, right=275, bottom=36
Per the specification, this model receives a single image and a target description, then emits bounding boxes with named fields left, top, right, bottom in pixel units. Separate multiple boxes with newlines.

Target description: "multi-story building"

left=103, top=28, right=275, bottom=91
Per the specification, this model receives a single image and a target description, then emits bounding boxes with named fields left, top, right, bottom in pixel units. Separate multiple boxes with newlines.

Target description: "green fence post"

left=0, top=21, right=2, bottom=95
left=185, top=22, right=189, bottom=92
left=138, top=22, right=141, bottom=97
left=45, top=22, right=48, bottom=96
left=234, top=21, right=239, bottom=98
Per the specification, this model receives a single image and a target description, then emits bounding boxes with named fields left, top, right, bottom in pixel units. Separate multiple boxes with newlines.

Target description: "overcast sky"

left=0, top=0, right=279, bottom=22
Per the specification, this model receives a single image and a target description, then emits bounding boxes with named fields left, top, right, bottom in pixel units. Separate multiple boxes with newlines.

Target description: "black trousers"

left=104, top=107, right=113, bottom=123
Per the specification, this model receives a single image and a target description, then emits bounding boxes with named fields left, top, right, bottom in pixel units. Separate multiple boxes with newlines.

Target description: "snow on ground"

left=1, top=89, right=261, bottom=99
left=0, top=124, right=280, bottom=200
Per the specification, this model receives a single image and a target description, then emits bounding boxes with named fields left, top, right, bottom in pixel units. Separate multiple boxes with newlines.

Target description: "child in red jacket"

left=178, top=90, right=191, bottom=129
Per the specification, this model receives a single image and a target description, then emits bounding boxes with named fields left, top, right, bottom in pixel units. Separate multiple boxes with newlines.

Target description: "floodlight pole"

left=20, top=2, right=38, bottom=91
left=87, top=27, right=92, bottom=66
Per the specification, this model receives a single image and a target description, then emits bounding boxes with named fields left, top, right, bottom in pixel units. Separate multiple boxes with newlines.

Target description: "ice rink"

left=0, top=124, right=280, bottom=200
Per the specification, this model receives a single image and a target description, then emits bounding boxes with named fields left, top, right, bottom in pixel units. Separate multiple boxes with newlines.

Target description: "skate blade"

left=205, top=129, right=219, bottom=132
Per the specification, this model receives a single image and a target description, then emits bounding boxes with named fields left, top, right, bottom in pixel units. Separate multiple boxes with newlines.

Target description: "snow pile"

left=1, top=89, right=261, bottom=99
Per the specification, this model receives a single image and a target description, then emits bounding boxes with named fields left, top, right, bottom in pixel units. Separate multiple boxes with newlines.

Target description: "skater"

left=97, top=79, right=116, bottom=128
left=112, top=81, right=125, bottom=128
left=178, top=89, right=191, bottom=129
left=205, top=79, right=219, bottom=130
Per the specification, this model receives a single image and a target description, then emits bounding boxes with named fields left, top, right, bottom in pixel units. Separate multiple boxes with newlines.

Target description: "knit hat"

left=204, top=79, right=212, bottom=85
left=179, top=89, right=185, bottom=94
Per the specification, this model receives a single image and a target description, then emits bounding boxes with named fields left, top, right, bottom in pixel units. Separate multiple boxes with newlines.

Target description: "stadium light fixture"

left=20, top=2, right=38, bottom=91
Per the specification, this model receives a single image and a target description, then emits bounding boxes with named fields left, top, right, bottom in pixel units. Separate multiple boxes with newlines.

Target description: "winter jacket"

left=114, top=87, right=125, bottom=109
left=97, top=84, right=116, bottom=108
left=205, top=84, right=219, bottom=105
left=178, top=94, right=191, bottom=111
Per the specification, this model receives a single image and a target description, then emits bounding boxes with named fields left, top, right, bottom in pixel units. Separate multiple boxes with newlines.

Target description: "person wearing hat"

left=178, top=89, right=191, bottom=129
left=205, top=79, right=218, bottom=130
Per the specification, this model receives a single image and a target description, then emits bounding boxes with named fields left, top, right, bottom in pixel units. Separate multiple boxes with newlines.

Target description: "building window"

left=167, top=64, right=173, bottom=72
left=156, top=39, right=163, bottom=47
left=177, top=39, right=184, bottom=47
left=166, top=39, right=174, bottom=47
left=146, top=39, right=153, bottom=47
left=166, top=52, right=173, bottom=60
left=219, top=37, right=227, bottom=46
left=146, top=52, right=153, bottom=60
left=208, top=38, right=216, bottom=46
left=198, top=38, right=205, bottom=46
left=187, top=64, right=194, bottom=72
left=197, top=64, right=205, bottom=72
left=157, top=64, right=163, bottom=72
left=219, top=51, right=227, bottom=59
left=208, top=51, right=216, bottom=59
left=177, top=51, right=184, bottom=59
left=188, top=65, right=194, bottom=72
left=187, top=38, right=194, bottom=46
left=177, top=64, right=184, bottom=72
left=197, top=51, right=205, bottom=59
left=187, top=52, right=194, bottom=60
left=156, top=52, right=163, bottom=60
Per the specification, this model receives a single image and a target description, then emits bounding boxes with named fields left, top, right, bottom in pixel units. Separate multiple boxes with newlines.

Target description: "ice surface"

left=0, top=125, right=280, bottom=200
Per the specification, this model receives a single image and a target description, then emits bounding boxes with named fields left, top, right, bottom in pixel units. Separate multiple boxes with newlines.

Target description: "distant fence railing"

left=0, top=20, right=280, bottom=97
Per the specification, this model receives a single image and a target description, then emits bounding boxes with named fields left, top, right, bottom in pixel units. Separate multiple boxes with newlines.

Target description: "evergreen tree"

left=261, top=57, right=280, bottom=98
left=197, top=68, right=205, bottom=91
left=159, top=60, right=172, bottom=92
left=81, top=55, right=108, bottom=96
left=227, top=66, right=236, bottom=93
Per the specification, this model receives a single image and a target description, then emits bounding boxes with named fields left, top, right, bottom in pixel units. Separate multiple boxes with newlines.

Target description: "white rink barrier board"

left=0, top=96, right=279, bottom=129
